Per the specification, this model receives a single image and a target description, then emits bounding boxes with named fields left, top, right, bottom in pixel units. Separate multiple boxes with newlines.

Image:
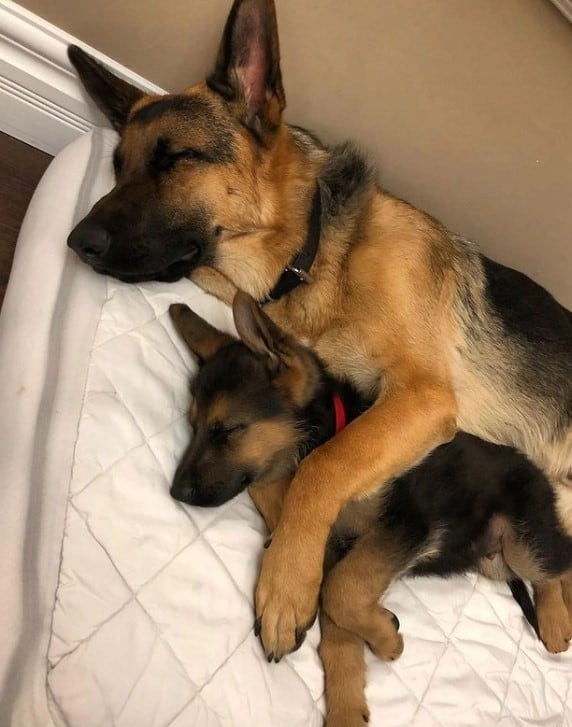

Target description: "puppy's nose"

left=170, top=475, right=196, bottom=504
left=67, top=221, right=111, bottom=262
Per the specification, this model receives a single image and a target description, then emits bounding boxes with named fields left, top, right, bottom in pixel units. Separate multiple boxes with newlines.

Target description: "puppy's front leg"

left=190, top=266, right=238, bottom=306
left=255, top=380, right=457, bottom=660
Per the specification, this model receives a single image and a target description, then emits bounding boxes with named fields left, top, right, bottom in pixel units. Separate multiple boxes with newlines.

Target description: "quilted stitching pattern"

left=47, top=277, right=572, bottom=726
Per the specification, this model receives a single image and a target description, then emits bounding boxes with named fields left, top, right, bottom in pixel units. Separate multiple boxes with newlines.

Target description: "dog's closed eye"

left=209, top=422, right=247, bottom=443
left=151, top=138, right=211, bottom=173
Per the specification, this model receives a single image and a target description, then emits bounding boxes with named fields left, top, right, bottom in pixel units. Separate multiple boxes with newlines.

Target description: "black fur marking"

left=482, top=256, right=572, bottom=350
left=67, top=45, right=144, bottom=131
left=482, top=255, right=572, bottom=428
left=206, top=0, right=285, bottom=112
left=131, top=95, right=210, bottom=124
left=318, top=143, right=374, bottom=223
left=149, top=137, right=214, bottom=175
left=205, top=0, right=244, bottom=102
left=112, top=148, right=123, bottom=175
left=130, top=96, right=236, bottom=164
left=192, top=343, right=290, bottom=424
left=508, top=579, right=539, bottom=638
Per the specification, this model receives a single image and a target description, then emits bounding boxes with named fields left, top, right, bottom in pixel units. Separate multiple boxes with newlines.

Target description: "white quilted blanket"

left=1, top=129, right=570, bottom=727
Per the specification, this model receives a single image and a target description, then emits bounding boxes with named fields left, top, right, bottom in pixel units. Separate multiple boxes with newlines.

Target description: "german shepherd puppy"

left=168, top=292, right=572, bottom=726
left=67, top=0, right=572, bottom=659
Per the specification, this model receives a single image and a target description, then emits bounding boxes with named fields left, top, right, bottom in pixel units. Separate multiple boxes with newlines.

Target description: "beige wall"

left=23, top=0, right=572, bottom=307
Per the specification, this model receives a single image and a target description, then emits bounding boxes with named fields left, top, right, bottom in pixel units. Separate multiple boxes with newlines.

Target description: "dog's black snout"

left=171, top=467, right=198, bottom=504
left=67, top=221, right=111, bottom=261
left=170, top=481, right=196, bottom=503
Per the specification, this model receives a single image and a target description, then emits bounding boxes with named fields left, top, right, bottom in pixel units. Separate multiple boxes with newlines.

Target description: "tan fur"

left=248, top=479, right=289, bottom=534
left=476, top=522, right=572, bottom=654
left=321, top=529, right=404, bottom=662
left=251, top=481, right=372, bottom=727
left=561, top=573, right=572, bottom=621
left=206, top=396, right=230, bottom=427
left=238, top=420, right=297, bottom=467
left=318, top=613, right=370, bottom=727
left=534, top=580, right=572, bottom=654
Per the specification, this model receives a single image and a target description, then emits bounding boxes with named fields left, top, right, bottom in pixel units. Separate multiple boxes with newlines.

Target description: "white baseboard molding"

left=0, top=0, right=164, bottom=155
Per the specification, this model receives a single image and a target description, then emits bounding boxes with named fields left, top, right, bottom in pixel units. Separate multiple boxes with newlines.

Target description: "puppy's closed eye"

left=209, top=422, right=247, bottom=443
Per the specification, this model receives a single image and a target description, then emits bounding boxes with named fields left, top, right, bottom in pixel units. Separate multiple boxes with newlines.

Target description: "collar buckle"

left=285, top=265, right=313, bottom=284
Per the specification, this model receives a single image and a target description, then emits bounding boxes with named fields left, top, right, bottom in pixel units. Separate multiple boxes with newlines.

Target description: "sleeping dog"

left=67, top=0, right=572, bottom=659
left=168, top=293, right=572, bottom=727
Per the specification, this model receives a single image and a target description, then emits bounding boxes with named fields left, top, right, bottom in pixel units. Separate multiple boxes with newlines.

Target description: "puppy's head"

left=169, top=292, right=320, bottom=507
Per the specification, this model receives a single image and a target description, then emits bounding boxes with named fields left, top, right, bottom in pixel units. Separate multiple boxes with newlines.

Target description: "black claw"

left=264, top=537, right=272, bottom=549
left=362, top=713, right=370, bottom=723
left=274, top=655, right=281, bottom=663
left=390, top=612, right=400, bottom=632
left=254, top=617, right=261, bottom=637
left=267, top=651, right=274, bottom=663
left=294, top=628, right=306, bottom=650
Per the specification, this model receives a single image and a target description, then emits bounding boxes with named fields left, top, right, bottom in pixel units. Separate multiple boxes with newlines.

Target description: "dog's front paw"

left=325, top=707, right=370, bottom=727
left=255, top=535, right=321, bottom=661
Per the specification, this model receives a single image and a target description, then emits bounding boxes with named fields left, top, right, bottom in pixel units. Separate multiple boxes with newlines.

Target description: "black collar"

left=265, top=184, right=322, bottom=302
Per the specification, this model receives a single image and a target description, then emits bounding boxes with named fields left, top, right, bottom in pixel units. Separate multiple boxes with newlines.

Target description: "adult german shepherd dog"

left=67, top=0, right=572, bottom=660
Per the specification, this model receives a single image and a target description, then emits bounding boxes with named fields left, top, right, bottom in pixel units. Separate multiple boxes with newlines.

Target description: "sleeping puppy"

left=169, top=293, right=572, bottom=727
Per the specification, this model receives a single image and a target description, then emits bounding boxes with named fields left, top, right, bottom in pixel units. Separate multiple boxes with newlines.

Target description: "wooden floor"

left=0, top=131, right=52, bottom=310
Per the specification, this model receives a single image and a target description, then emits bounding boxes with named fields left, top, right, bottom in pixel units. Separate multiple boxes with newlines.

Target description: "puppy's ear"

left=207, top=0, right=285, bottom=134
left=233, top=292, right=320, bottom=406
left=169, top=304, right=234, bottom=364
left=68, top=45, right=145, bottom=132
left=232, top=291, right=284, bottom=372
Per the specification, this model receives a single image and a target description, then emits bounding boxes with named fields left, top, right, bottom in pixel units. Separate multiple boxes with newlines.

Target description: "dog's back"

left=371, top=433, right=572, bottom=579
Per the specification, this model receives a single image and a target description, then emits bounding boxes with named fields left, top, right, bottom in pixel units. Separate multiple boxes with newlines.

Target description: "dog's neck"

left=275, top=131, right=375, bottom=297
left=296, top=366, right=373, bottom=458
left=258, top=132, right=377, bottom=340
left=208, top=126, right=375, bottom=312
left=265, top=184, right=322, bottom=302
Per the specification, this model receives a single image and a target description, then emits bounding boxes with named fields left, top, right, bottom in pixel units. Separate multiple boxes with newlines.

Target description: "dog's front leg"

left=255, top=381, right=457, bottom=660
left=190, top=266, right=238, bottom=306
left=248, top=478, right=290, bottom=535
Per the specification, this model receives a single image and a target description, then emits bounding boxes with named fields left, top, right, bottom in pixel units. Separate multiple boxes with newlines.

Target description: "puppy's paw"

left=325, top=706, right=370, bottom=727
left=367, top=627, right=404, bottom=662
left=538, top=603, right=572, bottom=654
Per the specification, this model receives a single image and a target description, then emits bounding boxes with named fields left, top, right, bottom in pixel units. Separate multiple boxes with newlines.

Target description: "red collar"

left=332, top=391, right=347, bottom=433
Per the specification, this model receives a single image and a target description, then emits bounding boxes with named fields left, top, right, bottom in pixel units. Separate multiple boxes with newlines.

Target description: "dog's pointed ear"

left=232, top=291, right=283, bottom=372
left=207, top=0, right=285, bottom=133
left=68, top=45, right=145, bottom=132
left=170, top=304, right=234, bottom=364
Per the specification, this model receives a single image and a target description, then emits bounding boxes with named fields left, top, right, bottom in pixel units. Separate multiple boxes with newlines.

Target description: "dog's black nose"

left=67, top=221, right=111, bottom=262
left=170, top=480, right=196, bottom=504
